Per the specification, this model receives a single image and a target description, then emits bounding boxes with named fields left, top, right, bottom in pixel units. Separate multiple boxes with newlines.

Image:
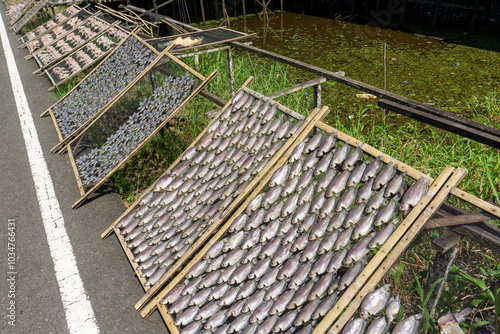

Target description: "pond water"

left=229, top=12, right=500, bottom=116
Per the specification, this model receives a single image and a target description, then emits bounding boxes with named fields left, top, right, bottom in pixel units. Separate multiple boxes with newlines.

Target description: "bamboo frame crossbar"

left=18, top=4, right=83, bottom=47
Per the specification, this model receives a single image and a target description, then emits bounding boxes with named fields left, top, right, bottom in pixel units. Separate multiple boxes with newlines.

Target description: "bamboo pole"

left=200, top=0, right=206, bottom=26
left=226, top=45, right=235, bottom=96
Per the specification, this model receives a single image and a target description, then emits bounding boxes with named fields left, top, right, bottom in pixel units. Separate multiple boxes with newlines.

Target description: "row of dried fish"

left=23, top=4, right=79, bottom=42
left=52, top=36, right=156, bottom=138
left=12, top=0, right=50, bottom=33
left=76, top=74, right=194, bottom=185
left=114, top=90, right=302, bottom=289
left=8, top=0, right=33, bottom=26
left=159, top=128, right=430, bottom=333
left=47, top=28, right=125, bottom=83
left=34, top=19, right=110, bottom=67
left=341, top=284, right=422, bottom=334
left=26, top=15, right=84, bottom=53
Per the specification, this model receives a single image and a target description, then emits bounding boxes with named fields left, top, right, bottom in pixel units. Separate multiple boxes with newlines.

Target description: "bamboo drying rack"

left=102, top=79, right=331, bottom=316
left=68, top=55, right=217, bottom=209
left=151, top=119, right=466, bottom=333
left=42, top=31, right=162, bottom=153
left=44, top=24, right=129, bottom=89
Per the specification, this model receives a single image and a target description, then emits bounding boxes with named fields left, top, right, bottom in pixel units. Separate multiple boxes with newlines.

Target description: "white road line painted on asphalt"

left=0, top=13, right=100, bottom=334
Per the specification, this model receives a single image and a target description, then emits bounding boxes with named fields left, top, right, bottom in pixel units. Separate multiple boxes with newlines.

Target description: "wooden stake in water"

left=383, top=42, right=387, bottom=91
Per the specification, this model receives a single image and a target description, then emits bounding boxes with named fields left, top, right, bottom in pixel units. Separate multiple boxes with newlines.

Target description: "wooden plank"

left=267, top=77, right=327, bottom=99
left=453, top=222, right=500, bottom=254
left=71, top=69, right=218, bottom=209
left=158, top=305, right=179, bottom=334
left=144, top=105, right=330, bottom=319
left=439, top=203, right=500, bottom=254
left=425, top=212, right=494, bottom=229
left=379, top=99, right=500, bottom=149
left=100, top=76, right=255, bottom=239
left=313, top=165, right=456, bottom=334
left=322, top=167, right=466, bottom=334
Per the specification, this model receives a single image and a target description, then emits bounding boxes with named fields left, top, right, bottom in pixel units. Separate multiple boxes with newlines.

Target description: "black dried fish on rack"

left=76, top=73, right=195, bottom=186
left=51, top=37, right=156, bottom=138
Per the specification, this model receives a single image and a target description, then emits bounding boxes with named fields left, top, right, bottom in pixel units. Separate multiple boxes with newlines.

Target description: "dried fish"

left=400, top=174, right=430, bottom=211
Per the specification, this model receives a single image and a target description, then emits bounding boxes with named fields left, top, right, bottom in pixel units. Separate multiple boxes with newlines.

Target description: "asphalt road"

left=0, top=3, right=166, bottom=333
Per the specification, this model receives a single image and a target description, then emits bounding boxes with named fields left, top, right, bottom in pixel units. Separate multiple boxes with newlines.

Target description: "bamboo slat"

left=50, top=36, right=169, bottom=153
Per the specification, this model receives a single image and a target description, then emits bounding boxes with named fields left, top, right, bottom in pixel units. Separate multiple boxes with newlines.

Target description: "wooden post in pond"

left=280, top=0, right=283, bottom=13
left=431, top=0, right=441, bottom=31
left=399, top=0, right=408, bottom=26
left=426, top=231, right=461, bottom=319
left=227, top=46, right=235, bottom=96
left=383, top=42, right=387, bottom=91
left=243, top=0, right=247, bottom=30
left=468, top=0, right=481, bottom=38
left=313, top=83, right=322, bottom=109
left=200, top=0, right=206, bottom=26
